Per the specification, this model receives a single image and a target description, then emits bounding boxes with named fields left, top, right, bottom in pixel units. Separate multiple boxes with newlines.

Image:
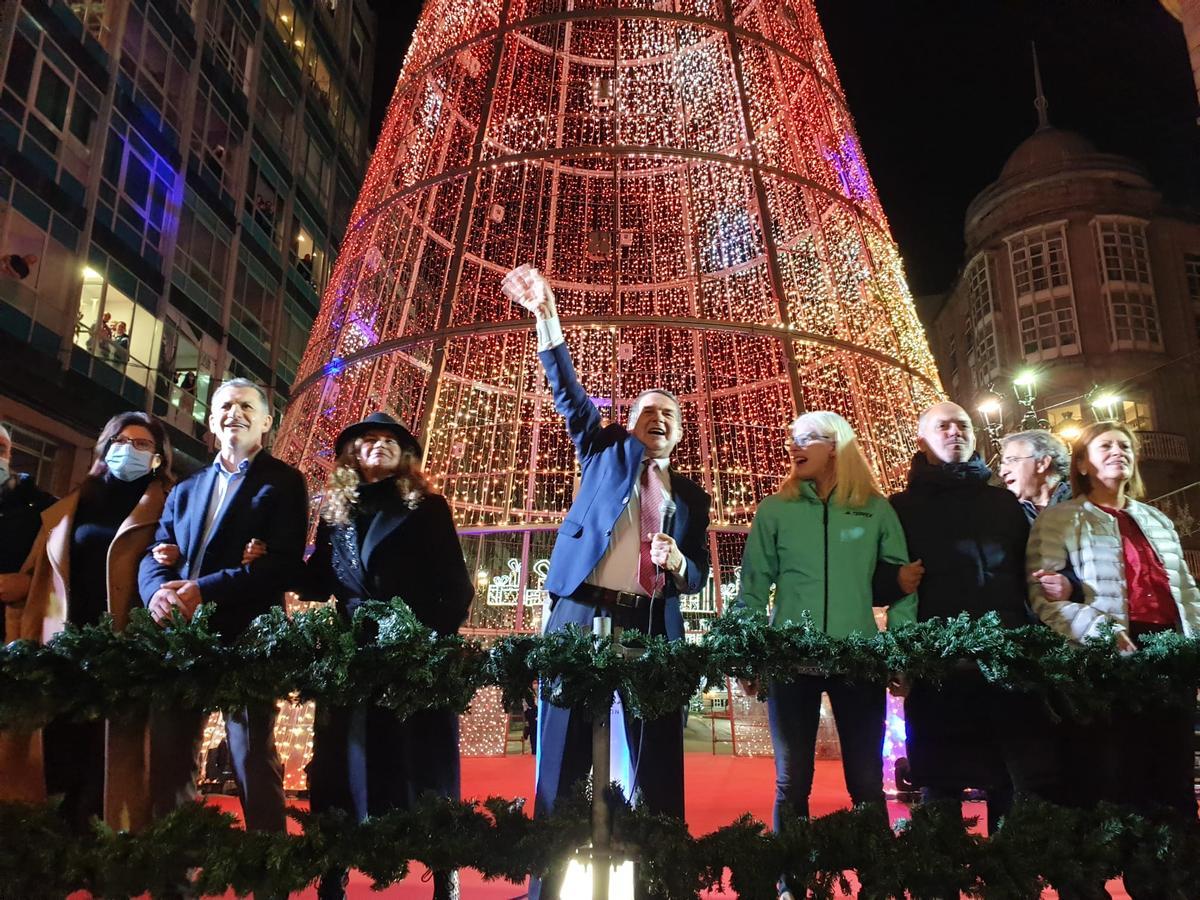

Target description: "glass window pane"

left=34, top=65, right=70, bottom=129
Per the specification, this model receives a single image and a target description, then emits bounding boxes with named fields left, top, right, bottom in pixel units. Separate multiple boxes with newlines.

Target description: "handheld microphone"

left=660, top=498, right=677, bottom=537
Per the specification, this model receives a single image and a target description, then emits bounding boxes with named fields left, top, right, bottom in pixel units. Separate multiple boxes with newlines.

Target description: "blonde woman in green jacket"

left=737, top=411, right=921, bottom=867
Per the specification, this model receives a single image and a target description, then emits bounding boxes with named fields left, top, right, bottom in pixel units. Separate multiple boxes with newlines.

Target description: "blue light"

left=323, top=356, right=346, bottom=377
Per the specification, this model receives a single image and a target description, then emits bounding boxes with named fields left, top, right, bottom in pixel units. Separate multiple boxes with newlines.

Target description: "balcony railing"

left=1185, top=550, right=1200, bottom=580
left=1135, top=430, right=1191, bottom=464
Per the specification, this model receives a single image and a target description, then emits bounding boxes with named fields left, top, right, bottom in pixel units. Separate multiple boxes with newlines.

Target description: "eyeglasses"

left=793, top=433, right=835, bottom=448
left=111, top=436, right=156, bottom=453
left=361, top=436, right=400, bottom=447
left=1000, top=455, right=1036, bottom=466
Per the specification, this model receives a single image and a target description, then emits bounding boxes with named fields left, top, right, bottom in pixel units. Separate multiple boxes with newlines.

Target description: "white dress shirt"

left=191, top=448, right=259, bottom=577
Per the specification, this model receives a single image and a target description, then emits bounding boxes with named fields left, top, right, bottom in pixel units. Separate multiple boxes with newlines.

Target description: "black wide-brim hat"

left=334, top=412, right=422, bottom=458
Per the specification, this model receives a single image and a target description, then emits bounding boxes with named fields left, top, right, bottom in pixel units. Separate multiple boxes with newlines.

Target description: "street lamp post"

left=1011, top=369, right=1046, bottom=430
left=1089, top=389, right=1123, bottom=423
left=977, top=391, right=1005, bottom=459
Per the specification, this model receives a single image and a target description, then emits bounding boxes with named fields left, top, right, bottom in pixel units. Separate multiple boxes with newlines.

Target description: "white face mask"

left=104, top=444, right=155, bottom=481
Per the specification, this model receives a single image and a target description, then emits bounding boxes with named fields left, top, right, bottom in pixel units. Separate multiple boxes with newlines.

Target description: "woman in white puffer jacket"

left=1027, top=420, right=1199, bottom=820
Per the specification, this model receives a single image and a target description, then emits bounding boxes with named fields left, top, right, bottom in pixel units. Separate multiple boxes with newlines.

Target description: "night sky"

left=367, top=0, right=1198, bottom=299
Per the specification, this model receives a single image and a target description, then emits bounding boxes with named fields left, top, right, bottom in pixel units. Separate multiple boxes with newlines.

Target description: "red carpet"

left=123, top=755, right=1130, bottom=898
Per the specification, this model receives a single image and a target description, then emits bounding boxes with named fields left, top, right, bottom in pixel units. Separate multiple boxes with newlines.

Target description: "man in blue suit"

left=503, top=265, right=711, bottom=899
left=138, top=377, right=307, bottom=836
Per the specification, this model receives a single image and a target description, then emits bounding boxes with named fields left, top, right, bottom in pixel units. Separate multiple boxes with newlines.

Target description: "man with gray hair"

left=998, top=429, right=1071, bottom=524
left=503, top=264, right=711, bottom=900
left=138, top=377, right=307, bottom=846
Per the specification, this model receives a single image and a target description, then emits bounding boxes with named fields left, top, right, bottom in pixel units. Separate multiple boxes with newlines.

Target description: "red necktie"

left=638, top=460, right=667, bottom=597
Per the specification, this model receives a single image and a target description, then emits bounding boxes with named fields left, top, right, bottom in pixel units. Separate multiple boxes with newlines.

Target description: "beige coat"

left=0, top=480, right=166, bottom=830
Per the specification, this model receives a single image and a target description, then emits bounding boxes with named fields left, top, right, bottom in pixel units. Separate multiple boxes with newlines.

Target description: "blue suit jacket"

left=137, top=451, right=308, bottom=640
left=540, top=343, right=711, bottom=640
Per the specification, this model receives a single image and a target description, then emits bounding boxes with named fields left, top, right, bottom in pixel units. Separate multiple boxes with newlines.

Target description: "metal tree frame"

left=274, top=0, right=943, bottom=757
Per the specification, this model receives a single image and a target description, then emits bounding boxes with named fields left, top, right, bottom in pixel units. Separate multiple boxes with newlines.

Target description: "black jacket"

left=0, top=473, right=56, bottom=574
left=301, top=489, right=473, bottom=635
left=889, top=452, right=1030, bottom=628
left=138, top=451, right=308, bottom=640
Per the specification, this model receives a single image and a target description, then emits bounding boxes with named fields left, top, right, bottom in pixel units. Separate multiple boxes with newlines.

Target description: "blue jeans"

left=766, top=674, right=885, bottom=827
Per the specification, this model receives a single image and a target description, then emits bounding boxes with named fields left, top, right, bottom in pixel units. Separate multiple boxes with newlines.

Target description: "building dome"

left=999, top=126, right=1099, bottom=182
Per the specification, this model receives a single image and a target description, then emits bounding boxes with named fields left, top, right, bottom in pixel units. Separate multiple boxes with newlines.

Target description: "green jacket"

left=737, top=483, right=917, bottom=637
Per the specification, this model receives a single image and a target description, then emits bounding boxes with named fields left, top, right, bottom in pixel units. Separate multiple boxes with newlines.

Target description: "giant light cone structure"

left=275, top=0, right=943, bottom=752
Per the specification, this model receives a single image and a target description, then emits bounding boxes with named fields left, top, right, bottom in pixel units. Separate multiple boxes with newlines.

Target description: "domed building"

left=927, top=99, right=1200, bottom=570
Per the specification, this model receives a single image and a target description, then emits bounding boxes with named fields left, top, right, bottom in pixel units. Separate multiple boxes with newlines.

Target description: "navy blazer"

left=137, top=450, right=308, bottom=640
left=540, top=343, right=711, bottom=637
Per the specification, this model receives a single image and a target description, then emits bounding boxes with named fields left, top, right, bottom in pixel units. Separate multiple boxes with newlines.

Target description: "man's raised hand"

left=502, top=264, right=556, bottom=320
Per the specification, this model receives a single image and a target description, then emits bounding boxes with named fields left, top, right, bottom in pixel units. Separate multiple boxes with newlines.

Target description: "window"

left=204, top=1, right=255, bottom=92
left=190, top=75, right=245, bottom=197
left=303, top=45, right=340, bottom=122
left=244, top=157, right=286, bottom=248
left=96, top=113, right=177, bottom=260
left=77, top=267, right=163, bottom=389
left=175, top=202, right=231, bottom=303
left=2, top=24, right=102, bottom=185
left=119, top=2, right=189, bottom=134
left=154, top=314, right=217, bottom=439
left=255, top=65, right=295, bottom=155
left=0, top=208, right=75, bottom=340
left=1005, top=223, right=1079, bottom=360
left=1, top=420, right=57, bottom=490
left=231, top=256, right=276, bottom=351
left=1093, top=218, right=1160, bottom=351
left=963, top=253, right=999, bottom=385
left=289, top=217, right=325, bottom=288
left=296, top=127, right=332, bottom=206
left=266, top=0, right=306, bottom=67
left=349, top=19, right=366, bottom=75
left=4, top=31, right=36, bottom=99
left=1186, top=254, right=1200, bottom=303
left=339, top=107, right=362, bottom=160
left=278, top=307, right=311, bottom=385
left=68, top=1, right=122, bottom=49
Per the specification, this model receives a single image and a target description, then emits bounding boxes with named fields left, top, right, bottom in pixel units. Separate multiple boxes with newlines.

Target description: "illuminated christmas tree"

left=274, top=0, right=942, bottom=755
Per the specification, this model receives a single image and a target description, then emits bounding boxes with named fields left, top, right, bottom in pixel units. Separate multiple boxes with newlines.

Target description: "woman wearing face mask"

left=0, top=411, right=174, bottom=831
left=1028, top=421, right=1200, bottom=823
left=736, top=411, right=920, bottom=899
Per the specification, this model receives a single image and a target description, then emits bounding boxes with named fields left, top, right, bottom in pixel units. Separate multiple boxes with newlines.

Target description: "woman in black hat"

left=300, top=412, right=474, bottom=900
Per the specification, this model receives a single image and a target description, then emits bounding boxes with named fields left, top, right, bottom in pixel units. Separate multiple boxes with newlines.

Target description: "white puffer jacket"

left=1027, top=495, right=1200, bottom=642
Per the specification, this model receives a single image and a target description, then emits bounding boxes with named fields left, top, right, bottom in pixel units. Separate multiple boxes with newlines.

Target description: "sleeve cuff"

left=536, top=315, right=565, bottom=351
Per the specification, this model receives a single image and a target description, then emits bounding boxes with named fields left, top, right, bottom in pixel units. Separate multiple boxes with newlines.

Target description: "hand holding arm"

left=897, top=559, right=924, bottom=595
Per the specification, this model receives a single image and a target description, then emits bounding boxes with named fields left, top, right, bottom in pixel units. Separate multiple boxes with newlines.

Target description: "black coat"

left=889, top=452, right=1030, bottom=628
left=300, top=487, right=473, bottom=819
left=890, top=454, right=1046, bottom=792
left=302, top=490, right=473, bottom=634
left=0, top=474, right=56, bottom=574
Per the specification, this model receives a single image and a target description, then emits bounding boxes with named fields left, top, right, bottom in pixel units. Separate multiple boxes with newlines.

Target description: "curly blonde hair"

left=321, top=438, right=431, bottom=525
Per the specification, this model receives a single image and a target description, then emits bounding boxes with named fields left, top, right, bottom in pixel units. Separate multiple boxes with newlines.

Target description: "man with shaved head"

left=890, top=401, right=1057, bottom=836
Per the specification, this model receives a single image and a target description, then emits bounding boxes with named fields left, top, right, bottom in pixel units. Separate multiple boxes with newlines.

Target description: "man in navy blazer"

left=138, top=377, right=307, bottom=835
left=503, top=265, right=711, bottom=899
